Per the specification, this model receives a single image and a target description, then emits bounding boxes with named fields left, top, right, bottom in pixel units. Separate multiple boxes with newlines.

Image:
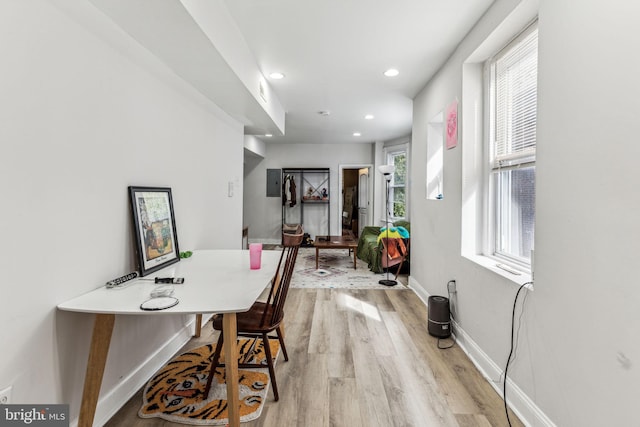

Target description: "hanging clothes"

left=289, top=175, right=296, bottom=207
left=282, top=175, right=289, bottom=206
left=282, top=175, right=297, bottom=207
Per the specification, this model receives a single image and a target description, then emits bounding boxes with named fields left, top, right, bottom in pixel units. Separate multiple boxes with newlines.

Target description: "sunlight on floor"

left=337, top=293, right=382, bottom=321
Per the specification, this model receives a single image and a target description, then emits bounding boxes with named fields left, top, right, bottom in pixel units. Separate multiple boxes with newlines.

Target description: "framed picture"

left=128, top=186, right=180, bottom=276
left=445, top=99, right=458, bottom=150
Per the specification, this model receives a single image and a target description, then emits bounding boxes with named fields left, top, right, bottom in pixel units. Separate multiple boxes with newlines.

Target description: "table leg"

left=194, top=314, right=202, bottom=337
left=222, top=313, right=240, bottom=427
left=353, top=249, right=357, bottom=269
left=78, top=313, right=115, bottom=427
left=315, top=248, right=319, bottom=269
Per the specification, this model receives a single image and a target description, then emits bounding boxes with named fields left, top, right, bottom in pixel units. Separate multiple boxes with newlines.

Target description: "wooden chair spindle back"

left=259, top=229, right=303, bottom=328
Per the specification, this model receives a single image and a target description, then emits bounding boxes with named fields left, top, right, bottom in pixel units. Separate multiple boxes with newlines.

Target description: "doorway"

left=339, top=165, right=372, bottom=238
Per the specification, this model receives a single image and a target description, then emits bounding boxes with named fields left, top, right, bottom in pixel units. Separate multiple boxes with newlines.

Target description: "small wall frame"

left=128, top=186, right=180, bottom=276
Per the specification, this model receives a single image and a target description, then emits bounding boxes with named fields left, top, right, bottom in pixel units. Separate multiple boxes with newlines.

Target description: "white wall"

left=244, top=135, right=266, bottom=158
left=244, top=143, right=373, bottom=243
left=0, top=2, right=244, bottom=425
left=410, top=0, right=640, bottom=426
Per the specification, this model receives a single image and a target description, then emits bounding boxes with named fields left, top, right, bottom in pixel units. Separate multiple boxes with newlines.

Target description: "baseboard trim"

left=408, top=276, right=556, bottom=427
left=408, top=276, right=429, bottom=306
left=250, top=238, right=281, bottom=245
left=70, top=315, right=211, bottom=427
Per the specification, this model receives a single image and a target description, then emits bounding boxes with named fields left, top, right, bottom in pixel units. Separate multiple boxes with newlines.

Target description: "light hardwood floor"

left=105, top=288, right=524, bottom=427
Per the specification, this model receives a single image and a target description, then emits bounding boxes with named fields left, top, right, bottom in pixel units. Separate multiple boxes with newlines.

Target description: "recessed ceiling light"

left=353, top=132, right=362, bottom=137
left=364, top=114, right=374, bottom=120
left=269, top=72, right=285, bottom=79
left=265, top=134, right=273, bottom=137
left=384, top=68, right=399, bottom=77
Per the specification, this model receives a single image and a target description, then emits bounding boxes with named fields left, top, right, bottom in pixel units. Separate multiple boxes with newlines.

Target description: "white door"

left=358, top=167, right=370, bottom=236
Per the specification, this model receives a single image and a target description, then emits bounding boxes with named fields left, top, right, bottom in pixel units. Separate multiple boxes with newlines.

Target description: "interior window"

left=387, top=149, right=408, bottom=220
left=487, top=22, right=538, bottom=267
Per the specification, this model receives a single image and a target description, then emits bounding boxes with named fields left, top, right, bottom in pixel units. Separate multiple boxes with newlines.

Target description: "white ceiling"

left=223, top=0, right=494, bottom=145
left=86, top=0, right=494, bottom=146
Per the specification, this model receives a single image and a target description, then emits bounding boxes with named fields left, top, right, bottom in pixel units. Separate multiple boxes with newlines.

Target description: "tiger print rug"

left=139, top=337, right=280, bottom=425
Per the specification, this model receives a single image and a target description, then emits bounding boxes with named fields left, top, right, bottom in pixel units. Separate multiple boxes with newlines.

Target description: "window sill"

left=463, top=254, right=533, bottom=287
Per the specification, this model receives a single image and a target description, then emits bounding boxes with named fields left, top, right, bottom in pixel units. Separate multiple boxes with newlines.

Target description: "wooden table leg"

left=353, top=248, right=357, bottom=269
left=222, top=313, right=240, bottom=427
left=315, top=248, right=319, bottom=269
left=194, top=314, right=202, bottom=337
left=78, top=313, right=115, bottom=427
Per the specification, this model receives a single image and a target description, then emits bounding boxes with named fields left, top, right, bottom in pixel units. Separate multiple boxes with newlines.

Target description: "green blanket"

left=356, top=220, right=410, bottom=273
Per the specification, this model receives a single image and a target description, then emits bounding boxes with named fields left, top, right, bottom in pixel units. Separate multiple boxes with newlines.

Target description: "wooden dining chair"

left=380, top=237, right=408, bottom=280
left=203, top=226, right=304, bottom=401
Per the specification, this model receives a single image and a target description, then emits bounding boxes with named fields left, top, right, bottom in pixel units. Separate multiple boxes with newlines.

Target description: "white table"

left=58, top=249, right=280, bottom=427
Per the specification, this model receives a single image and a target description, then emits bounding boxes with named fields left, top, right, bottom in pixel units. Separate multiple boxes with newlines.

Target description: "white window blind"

left=491, top=24, right=538, bottom=169
left=487, top=21, right=538, bottom=266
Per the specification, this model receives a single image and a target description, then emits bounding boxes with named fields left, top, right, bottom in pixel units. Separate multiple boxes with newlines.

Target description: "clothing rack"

left=281, top=168, right=330, bottom=243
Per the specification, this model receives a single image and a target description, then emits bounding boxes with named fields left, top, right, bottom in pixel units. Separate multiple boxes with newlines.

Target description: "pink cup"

left=249, top=243, right=262, bottom=269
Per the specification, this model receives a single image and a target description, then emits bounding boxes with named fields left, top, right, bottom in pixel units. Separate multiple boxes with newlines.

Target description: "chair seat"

left=211, top=302, right=285, bottom=333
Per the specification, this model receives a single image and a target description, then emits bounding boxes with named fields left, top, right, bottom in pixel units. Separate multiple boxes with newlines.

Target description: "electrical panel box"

left=266, top=169, right=281, bottom=197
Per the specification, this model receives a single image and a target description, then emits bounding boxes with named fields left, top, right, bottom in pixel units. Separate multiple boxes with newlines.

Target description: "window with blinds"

left=490, top=22, right=538, bottom=169
left=487, top=21, right=538, bottom=267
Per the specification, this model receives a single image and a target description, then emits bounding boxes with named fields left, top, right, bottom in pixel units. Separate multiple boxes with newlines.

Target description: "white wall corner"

left=244, top=135, right=266, bottom=158
left=374, top=140, right=385, bottom=224
left=408, top=276, right=555, bottom=427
